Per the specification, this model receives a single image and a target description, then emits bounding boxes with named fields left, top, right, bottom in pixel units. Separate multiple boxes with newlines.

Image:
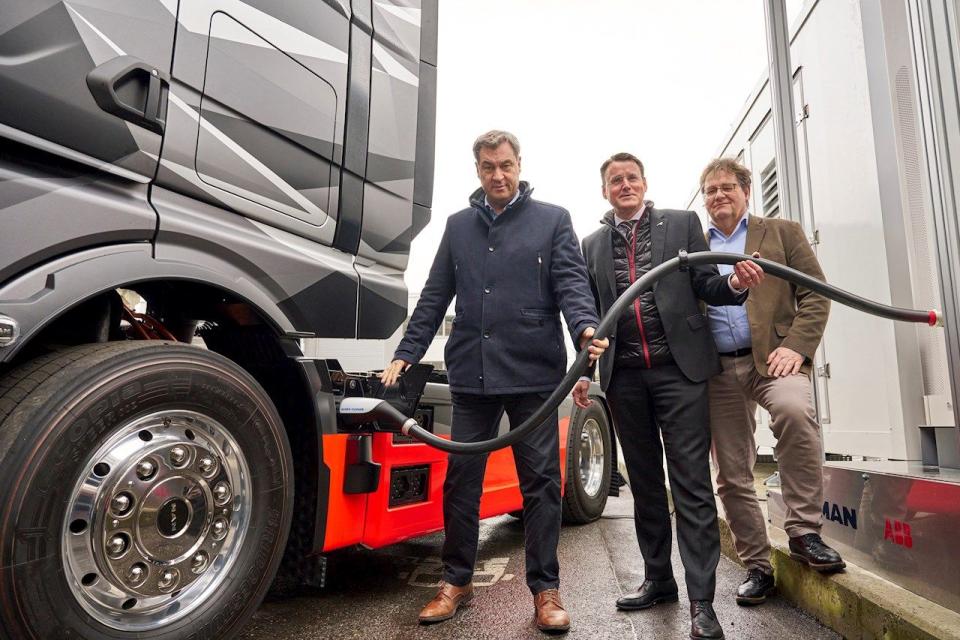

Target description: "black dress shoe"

left=789, top=533, right=846, bottom=572
left=736, top=568, right=775, bottom=605
left=615, top=578, right=679, bottom=610
left=690, top=600, right=724, bottom=639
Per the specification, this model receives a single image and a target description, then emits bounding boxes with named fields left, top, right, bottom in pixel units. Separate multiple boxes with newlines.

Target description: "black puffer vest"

left=603, top=208, right=672, bottom=368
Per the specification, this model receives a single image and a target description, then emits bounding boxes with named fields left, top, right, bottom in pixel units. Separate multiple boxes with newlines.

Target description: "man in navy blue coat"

left=381, top=130, right=607, bottom=633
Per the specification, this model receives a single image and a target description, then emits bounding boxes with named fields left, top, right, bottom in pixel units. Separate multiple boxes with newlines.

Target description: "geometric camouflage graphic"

left=0, top=0, right=437, bottom=345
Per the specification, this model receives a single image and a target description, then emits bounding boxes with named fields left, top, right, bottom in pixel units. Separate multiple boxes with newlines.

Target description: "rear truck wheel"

left=561, top=400, right=612, bottom=524
left=0, top=342, right=294, bottom=640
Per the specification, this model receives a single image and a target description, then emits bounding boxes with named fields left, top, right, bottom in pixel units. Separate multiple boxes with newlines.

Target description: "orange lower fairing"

left=319, top=416, right=570, bottom=552
left=318, top=434, right=368, bottom=550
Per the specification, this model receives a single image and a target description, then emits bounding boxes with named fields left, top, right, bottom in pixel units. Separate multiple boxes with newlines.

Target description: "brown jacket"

left=710, top=214, right=829, bottom=377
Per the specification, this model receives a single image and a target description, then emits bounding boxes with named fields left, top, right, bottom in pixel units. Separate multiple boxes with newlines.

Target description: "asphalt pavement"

left=239, top=487, right=838, bottom=639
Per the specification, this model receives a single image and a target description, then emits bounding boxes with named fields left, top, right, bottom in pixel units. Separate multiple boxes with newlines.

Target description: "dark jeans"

left=607, top=363, right=719, bottom=602
left=442, top=391, right=561, bottom=594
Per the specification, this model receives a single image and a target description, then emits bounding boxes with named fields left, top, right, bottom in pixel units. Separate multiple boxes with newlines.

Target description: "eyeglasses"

left=702, top=183, right=740, bottom=199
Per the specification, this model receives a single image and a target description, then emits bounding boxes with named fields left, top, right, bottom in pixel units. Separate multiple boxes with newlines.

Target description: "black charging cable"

left=351, top=251, right=940, bottom=455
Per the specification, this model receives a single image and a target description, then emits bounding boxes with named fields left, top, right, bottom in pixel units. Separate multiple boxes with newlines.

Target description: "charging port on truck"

left=326, top=360, right=433, bottom=433
left=389, top=465, right=430, bottom=507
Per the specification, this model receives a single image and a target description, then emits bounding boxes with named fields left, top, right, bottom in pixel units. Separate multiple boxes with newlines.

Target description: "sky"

left=405, top=0, right=805, bottom=292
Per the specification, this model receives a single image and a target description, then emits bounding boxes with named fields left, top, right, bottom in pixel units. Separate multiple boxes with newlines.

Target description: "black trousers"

left=442, top=391, right=561, bottom=594
left=606, top=363, right=719, bottom=602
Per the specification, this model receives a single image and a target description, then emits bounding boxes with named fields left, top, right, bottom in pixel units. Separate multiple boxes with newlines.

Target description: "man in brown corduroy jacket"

left=700, top=157, right=845, bottom=608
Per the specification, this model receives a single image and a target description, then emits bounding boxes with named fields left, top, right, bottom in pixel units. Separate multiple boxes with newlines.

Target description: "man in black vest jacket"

left=381, top=131, right=607, bottom=633
left=577, top=152, right=763, bottom=640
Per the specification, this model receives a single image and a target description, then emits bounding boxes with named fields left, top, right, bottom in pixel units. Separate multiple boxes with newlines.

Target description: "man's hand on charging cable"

left=579, top=326, right=609, bottom=361
left=730, top=258, right=765, bottom=290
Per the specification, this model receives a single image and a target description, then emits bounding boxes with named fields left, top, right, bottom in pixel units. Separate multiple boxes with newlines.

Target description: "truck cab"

left=0, top=3, right=614, bottom=639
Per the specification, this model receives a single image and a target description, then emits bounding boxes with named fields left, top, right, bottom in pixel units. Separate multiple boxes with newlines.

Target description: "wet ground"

left=240, top=487, right=838, bottom=639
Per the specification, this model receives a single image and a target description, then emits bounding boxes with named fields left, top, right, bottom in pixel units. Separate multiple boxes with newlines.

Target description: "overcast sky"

left=404, top=0, right=804, bottom=292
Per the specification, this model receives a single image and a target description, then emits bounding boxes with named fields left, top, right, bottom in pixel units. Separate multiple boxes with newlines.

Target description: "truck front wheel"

left=0, top=342, right=293, bottom=639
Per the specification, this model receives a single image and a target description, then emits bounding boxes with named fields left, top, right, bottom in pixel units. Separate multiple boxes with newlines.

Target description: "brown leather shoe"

left=534, top=589, right=571, bottom=633
left=418, top=581, right=474, bottom=624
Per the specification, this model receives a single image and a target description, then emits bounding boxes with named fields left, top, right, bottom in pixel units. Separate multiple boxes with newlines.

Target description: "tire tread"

left=0, top=344, right=123, bottom=458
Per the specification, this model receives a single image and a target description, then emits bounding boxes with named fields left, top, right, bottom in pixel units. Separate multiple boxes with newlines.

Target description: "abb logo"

left=884, top=518, right=913, bottom=548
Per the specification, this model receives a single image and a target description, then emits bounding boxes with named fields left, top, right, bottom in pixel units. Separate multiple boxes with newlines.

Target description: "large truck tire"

left=561, top=401, right=612, bottom=524
left=0, top=342, right=293, bottom=640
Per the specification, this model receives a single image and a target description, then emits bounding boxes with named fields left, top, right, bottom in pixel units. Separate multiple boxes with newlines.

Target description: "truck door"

left=155, top=0, right=349, bottom=246
left=353, top=0, right=438, bottom=339
left=0, top=0, right=176, bottom=180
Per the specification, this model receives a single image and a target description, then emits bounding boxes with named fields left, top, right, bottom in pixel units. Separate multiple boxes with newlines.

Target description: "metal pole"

left=763, top=0, right=804, bottom=225
left=763, top=0, right=827, bottom=462
left=910, top=0, right=960, bottom=460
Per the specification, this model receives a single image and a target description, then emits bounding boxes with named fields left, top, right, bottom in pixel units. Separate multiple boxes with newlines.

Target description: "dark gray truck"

left=0, top=2, right=614, bottom=638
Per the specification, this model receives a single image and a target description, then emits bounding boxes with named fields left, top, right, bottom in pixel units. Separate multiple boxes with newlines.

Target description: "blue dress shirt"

left=707, top=215, right=752, bottom=352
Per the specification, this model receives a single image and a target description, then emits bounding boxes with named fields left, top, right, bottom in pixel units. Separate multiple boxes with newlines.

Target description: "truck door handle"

left=86, top=56, right=169, bottom=134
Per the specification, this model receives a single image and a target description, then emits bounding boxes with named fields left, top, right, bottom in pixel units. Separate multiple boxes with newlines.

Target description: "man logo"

left=158, top=498, right=190, bottom=537
left=822, top=501, right=857, bottom=529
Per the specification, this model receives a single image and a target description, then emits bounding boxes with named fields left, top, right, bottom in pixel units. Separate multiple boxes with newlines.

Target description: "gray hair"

left=700, top=157, right=752, bottom=192
left=472, top=130, right=521, bottom=161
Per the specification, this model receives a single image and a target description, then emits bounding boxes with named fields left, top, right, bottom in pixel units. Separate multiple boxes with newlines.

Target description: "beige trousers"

left=708, top=353, right=823, bottom=573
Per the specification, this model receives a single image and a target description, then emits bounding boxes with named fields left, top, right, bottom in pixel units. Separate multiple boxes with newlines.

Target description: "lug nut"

left=126, top=563, right=147, bottom=586
left=169, top=446, right=188, bottom=467
left=111, top=493, right=133, bottom=515
left=211, top=518, right=228, bottom=541
left=106, top=534, right=128, bottom=558
left=136, top=459, right=156, bottom=480
left=213, top=482, right=232, bottom=506
left=157, top=569, right=179, bottom=592
left=198, top=456, right=217, bottom=477
left=191, top=551, right=209, bottom=573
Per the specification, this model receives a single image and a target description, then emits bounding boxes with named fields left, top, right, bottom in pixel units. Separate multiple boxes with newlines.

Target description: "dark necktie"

left=617, top=219, right=636, bottom=241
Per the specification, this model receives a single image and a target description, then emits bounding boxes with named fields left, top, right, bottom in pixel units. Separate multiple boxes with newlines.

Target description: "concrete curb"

left=717, top=516, right=960, bottom=640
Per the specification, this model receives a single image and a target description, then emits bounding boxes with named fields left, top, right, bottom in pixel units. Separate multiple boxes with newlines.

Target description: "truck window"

left=196, top=12, right=338, bottom=226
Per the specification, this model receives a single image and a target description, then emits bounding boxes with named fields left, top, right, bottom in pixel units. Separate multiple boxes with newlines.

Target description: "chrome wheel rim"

left=62, top=410, right=251, bottom=631
left=578, top=418, right=605, bottom=498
